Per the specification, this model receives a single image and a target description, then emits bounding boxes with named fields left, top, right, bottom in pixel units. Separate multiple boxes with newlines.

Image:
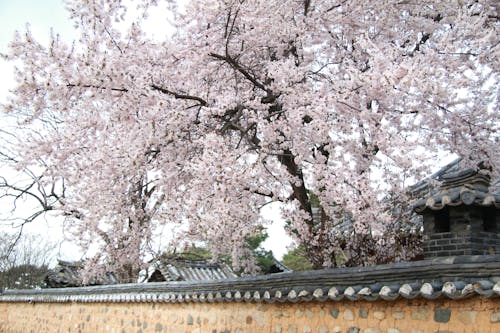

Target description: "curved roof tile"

left=2, top=255, right=499, bottom=304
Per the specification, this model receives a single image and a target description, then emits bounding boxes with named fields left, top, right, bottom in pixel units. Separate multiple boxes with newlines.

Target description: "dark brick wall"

left=423, top=231, right=499, bottom=258
left=422, top=204, right=499, bottom=258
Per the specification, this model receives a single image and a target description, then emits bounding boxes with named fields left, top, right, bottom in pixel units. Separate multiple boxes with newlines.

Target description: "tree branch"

left=151, top=84, right=208, bottom=106
left=209, top=52, right=270, bottom=94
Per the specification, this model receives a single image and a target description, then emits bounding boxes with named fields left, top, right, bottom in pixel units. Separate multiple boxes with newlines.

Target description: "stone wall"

left=1, top=297, right=499, bottom=333
left=1, top=255, right=499, bottom=333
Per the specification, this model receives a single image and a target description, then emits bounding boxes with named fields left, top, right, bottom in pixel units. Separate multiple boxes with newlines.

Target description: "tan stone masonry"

left=1, top=297, right=499, bottom=333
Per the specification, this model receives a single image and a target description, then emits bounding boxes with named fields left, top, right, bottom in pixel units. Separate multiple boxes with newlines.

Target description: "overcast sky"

left=0, top=0, right=75, bottom=103
left=0, top=0, right=80, bottom=263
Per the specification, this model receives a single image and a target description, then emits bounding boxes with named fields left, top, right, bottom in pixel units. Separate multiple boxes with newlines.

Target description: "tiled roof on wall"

left=143, top=258, right=237, bottom=282
left=410, top=158, right=499, bottom=212
left=2, top=255, right=499, bottom=304
left=44, top=260, right=118, bottom=288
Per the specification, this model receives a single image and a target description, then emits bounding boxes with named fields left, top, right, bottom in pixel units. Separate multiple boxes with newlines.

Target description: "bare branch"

left=151, top=84, right=208, bottom=106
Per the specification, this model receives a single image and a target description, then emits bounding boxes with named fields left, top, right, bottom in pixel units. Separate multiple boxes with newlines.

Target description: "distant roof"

left=143, top=257, right=237, bottom=283
left=44, top=260, right=118, bottom=288
left=265, top=256, right=292, bottom=274
left=411, top=158, right=500, bottom=213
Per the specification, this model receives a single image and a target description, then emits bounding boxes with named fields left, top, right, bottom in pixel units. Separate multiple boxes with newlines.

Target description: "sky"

left=0, top=0, right=80, bottom=264
left=0, top=0, right=292, bottom=264
left=0, top=0, right=76, bottom=103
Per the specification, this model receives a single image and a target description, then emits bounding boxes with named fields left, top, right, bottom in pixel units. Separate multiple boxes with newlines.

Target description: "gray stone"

left=187, top=315, right=194, bottom=325
left=364, top=329, right=381, bottom=333
left=155, top=323, right=163, bottom=332
left=347, top=328, right=360, bottom=333
left=456, top=310, right=477, bottom=324
left=373, top=311, right=385, bottom=320
left=253, top=313, right=267, bottom=326
left=329, top=308, right=339, bottom=319
left=359, top=308, right=368, bottom=318
left=434, top=309, right=451, bottom=323
left=411, top=307, right=429, bottom=321
left=387, top=329, right=401, bottom=333
left=344, top=308, right=354, bottom=321
left=392, top=311, right=404, bottom=320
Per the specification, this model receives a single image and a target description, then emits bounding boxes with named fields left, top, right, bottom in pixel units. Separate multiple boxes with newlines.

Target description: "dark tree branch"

left=209, top=52, right=271, bottom=94
left=278, top=149, right=312, bottom=218
left=304, top=0, right=311, bottom=16
left=151, top=84, right=208, bottom=106
left=243, top=187, right=274, bottom=198
left=66, top=83, right=128, bottom=92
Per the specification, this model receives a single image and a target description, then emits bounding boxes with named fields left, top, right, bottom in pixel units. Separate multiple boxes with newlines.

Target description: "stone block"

left=434, top=308, right=451, bottom=323
left=364, top=328, right=381, bottom=333
left=456, top=310, right=477, bottom=325
left=373, top=311, right=385, bottom=320
left=359, top=308, right=368, bottom=318
left=411, top=307, right=429, bottom=321
left=490, top=312, right=500, bottom=323
left=391, top=311, right=405, bottom=320
left=253, top=313, right=267, bottom=326
left=387, top=329, right=401, bottom=333
left=344, top=308, right=354, bottom=321
left=329, top=308, right=339, bottom=319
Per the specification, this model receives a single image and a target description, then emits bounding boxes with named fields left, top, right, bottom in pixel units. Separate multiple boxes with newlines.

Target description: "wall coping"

left=1, top=255, right=499, bottom=304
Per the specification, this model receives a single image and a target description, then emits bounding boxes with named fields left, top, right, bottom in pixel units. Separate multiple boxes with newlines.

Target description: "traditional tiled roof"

left=143, top=258, right=237, bottom=282
left=44, top=260, right=118, bottom=288
left=265, top=256, right=292, bottom=274
left=411, top=159, right=499, bottom=213
left=3, top=255, right=498, bottom=303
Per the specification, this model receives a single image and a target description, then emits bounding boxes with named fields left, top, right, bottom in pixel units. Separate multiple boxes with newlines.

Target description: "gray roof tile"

left=2, top=255, right=499, bottom=304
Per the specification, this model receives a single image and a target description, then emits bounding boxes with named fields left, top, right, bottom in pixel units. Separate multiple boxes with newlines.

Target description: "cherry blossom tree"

left=1, top=0, right=498, bottom=278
